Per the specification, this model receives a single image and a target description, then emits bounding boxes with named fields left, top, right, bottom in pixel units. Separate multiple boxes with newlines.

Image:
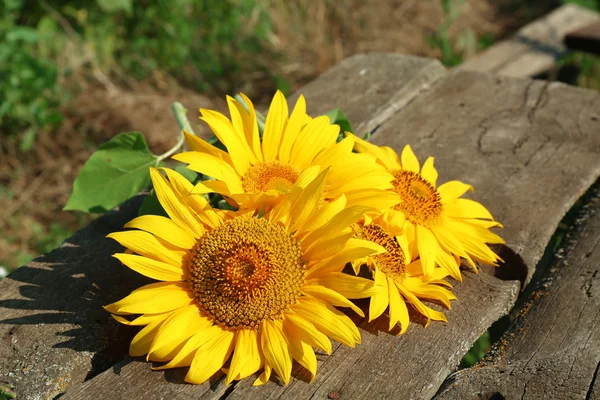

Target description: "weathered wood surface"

left=1, top=53, right=600, bottom=399
left=460, top=4, right=600, bottom=78
left=369, top=69, right=600, bottom=287
left=437, top=186, right=600, bottom=400
left=0, top=196, right=148, bottom=400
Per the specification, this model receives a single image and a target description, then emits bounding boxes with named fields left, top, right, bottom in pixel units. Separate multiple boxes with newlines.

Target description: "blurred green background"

left=1, top=0, right=599, bottom=369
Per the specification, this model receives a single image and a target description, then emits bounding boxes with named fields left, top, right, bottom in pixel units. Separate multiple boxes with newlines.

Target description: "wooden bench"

left=460, top=4, right=600, bottom=78
left=1, top=53, right=599, bottom=399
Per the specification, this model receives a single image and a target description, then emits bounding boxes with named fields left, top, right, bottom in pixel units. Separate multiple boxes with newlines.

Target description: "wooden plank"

left=287, top=53, right=447, bottom=135
left=0, top=195, right=148, bottom=400
left=370, top=69, right=600, bottom=287
left=460, top=4, right=600, bottom=78
left=565, top=21, right=600, bottom=56
left=436, top=184, right=600, bottom=399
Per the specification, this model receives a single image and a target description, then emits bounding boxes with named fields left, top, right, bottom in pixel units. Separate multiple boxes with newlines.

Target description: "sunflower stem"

left=172, top=102, right=195, bottom=136
left=155, top=102, right=191, bottom=163
left=234, top=94, right=266, bottom=134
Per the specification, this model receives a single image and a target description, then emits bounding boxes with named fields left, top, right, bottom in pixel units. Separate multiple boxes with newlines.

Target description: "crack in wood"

left=586, top=361, right=600, bottom=400
left=528, top=81, right=551, bottom=124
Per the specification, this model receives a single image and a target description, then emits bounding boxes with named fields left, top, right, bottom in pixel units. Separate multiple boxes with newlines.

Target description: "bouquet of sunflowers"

left=92, top=91, right=502, bottom=385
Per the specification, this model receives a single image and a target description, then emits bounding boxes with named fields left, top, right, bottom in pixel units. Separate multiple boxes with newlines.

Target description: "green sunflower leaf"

left=64, top=131, right=157, bottom=213
left=323, top=108, right=354, bottom=135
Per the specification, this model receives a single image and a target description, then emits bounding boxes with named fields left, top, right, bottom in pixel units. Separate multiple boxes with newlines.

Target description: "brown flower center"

left=242, top=161, right=299, bottom=194
left=352, top=222, right=406, bottom=281
left=187, top=217, right=305, bottom=329
left=391, top=170, right=443, bottom=227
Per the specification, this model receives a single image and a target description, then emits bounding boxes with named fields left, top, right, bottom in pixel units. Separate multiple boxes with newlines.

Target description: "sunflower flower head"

left=351, top=221, right=456, bottom=333
left=348, top=133, right=504, bottom=281
left=105, top=167, right=385, bottom=385
left=173, top=91, right=399, bottom=214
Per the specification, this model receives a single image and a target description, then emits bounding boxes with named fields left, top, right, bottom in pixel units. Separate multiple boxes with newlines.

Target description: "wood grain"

left=370, top=69, right=600, bottom=286
left=287, top=53, right=447, bottom=135
left=0, top=195, right=148, bottom=400
left=436, top=185, right=600, bottom=400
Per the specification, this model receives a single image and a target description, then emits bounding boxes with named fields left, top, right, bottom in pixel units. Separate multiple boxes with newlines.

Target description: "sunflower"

left=173, top=91, right=398, bottom=213
left=348, top=134, right=504, bottom=281
left=105, top=167, right=386, bottom=385
left=351, top=221, right=456, bottom=333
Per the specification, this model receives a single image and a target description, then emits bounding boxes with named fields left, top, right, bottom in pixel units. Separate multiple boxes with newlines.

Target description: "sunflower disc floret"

left=188, top=217, right=305, bottom=329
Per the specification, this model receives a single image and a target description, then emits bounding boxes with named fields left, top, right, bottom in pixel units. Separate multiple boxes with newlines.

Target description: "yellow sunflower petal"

left=104, top=282, right=192, bottom=315
left=112, top=253, right=184, bottom=282
left=302, top=205, right=370, bottom=250
left=344, top=189, right=400, bottom=211
left=397, top=283, right=448, bottom=323
left=112, top=312, right=171, bottom=326
left=283, top=311, right=332, bottom=354
left=253, top=364, right=272, bottom=386
left=185, top=328, right=235, bottom=384
left=129, top=315, right=169, bottom=357
left=149, top=168, right=205, bottom=237
left=287, top=168, right=329, bottom=232
left=182, top=130, right=232, bottom=162
left=278, top=95, right=307, bottom=164
left=306, top=238, right=385, bottom=278
left=444, top=198, right=495, bottom=220
left=226, top=329, right=262, bottom=384
left=172, top=152, right=243, bottom=193
left=290, top=116, right=339, bottom=169
left=388, top=280, right=410, bottom=334
left=435, top=249, right=462, bottom=282
left=302, top=285, right=365, bottom=317
left=238, top=93, right=263, bottom=161
left=312, top=135, right=355, bottom=167
left=296, top=194, right=347, bottom=239
left=283, top=326, right=317, bottom=380
left=387, top=277, right=402, bottom=332
left=293, top=298, right=360, bottom=347
left=303, top=232, right=354, bottom=262
left=153, top=325, right=222, bottom=370
left=347, top=133, right=400, bottom=170
left=400, top=145, right=420, bottom=173
left=162, top=168, right=223, bottom=229
left=124, top=215, right=197, bottom=249
left=108, top=231, right=185, bottom=266
left=307, top=271, right=378, bottom=299
left=262, top=90, right=289, bottom=162
left=260, top=319, right=292, bottom=385
left=420, top=157, right=438, bottom=187
left=200, top=109, right=251, bottom=175
left=416, top=225, right=438, bottom=276
left=437, top=180, right=473, bottom=203
left=148, top=305, right=213, bottom=362
left=226, top=95, right=258, bottom=165
left=369, top=267, right=389, bottom=321
left=295, top=165, right=321, bottom=189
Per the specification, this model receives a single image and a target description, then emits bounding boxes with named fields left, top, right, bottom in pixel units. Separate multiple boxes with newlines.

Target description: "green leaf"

left=65, top=132, right=157, bottom=213
left=323, top=108, right=353, bottom=135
